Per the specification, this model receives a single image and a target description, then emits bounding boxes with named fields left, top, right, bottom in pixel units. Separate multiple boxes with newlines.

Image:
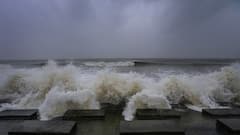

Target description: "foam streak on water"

left=83, top=61, right=135, bottom=67
left=0, top=60, right=240, bottom=120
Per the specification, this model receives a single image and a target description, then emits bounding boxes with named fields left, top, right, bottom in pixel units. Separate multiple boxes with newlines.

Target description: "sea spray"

left=39, top=86, right=99, bottom=120
left=94, top=70, right=144, bottom=104
left=123, top=89, right=171, bottom=121
left=0, top=61, right=240, bottom=120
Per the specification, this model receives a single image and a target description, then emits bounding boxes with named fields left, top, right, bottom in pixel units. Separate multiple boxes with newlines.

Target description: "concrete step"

left=63, top=109, right=105, bottom=120
left=101, top=102, right=125, bottom=112
left=185, top=127, right=219, bottom=135
left=0, top=121, right=22, bottom=135
left=136, top=109, right=181, bottom=120
left=216, top=119, right=240, bottom=135
left=0, top=109, right=38, bottom=120
left=171, top=104, right=188, bottom=110
left=120, top=120, right=185, bottom=135
left=8, top=120, right=76, bottom=135
left=202, top=109, right=240, bottom=118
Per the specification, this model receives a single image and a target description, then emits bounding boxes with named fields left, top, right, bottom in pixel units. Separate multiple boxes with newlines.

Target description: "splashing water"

left=0, top=60, right=240, bottom=120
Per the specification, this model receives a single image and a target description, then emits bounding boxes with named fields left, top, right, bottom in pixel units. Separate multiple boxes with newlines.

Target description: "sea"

left=0, top=59, right=240, bottom=120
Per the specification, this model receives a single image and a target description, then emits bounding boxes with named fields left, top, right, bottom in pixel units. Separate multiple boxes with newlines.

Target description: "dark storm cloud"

left=0, top=0, right=240, bottom=59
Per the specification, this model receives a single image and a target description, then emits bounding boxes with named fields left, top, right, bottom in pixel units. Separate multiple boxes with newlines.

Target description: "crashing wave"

left=0, top=60, right=240, bottom=120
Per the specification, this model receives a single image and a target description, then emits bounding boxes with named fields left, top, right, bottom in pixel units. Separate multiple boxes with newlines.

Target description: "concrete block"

left=217, top=119, right=240, bottom=135
left=8, top=120, right=76, bottom=135
left=120, top=120, right=185, bottom=135
left=0, top=109, right=38, bottom=120
left=63, top=110, right=105, bottom=120
left=202, top=109, right=240, bottom=117
left=136, top=109, right=181, bottom=120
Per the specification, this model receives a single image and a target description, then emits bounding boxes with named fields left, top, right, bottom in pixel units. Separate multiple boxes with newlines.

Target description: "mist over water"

left=0, top=60, right=240, bottom=120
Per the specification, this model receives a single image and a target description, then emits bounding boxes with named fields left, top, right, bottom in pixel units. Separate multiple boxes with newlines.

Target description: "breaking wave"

left=0, top=60, right=240, bottom=120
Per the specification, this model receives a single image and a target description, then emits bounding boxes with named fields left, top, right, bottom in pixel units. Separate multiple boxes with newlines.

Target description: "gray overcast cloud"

left=0, top=0, right=240, bottom=59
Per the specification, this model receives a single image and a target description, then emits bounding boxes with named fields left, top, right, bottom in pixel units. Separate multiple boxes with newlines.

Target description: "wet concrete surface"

left=120, top=120, right=185, bottom=135
left=0, top=120, right=23, bottom=135
left=185, top=126, right=219, bottom=135
left=0, top=109, right=38, bottom=120
left=217, top=119, right=240, bottom=135
left=8, top=120, right=76, bottom=135
left=136, top=109, right=181, bottom=120
left=0, top=107, right=240, bottom=135
left=203, top=108, right=240, bottom=118
left=63, top=110, right=105, bottom=120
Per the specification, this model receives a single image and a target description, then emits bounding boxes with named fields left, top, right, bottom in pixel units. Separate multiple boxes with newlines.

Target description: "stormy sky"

left=0, top=0, right=240, bottom=59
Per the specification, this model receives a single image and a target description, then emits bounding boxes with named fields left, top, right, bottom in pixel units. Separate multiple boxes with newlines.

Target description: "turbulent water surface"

left=0, top=59, right=240, bottom=121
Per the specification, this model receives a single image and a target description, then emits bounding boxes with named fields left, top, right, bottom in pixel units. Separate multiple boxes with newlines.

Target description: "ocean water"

left=0, top=59, right=240, bottom=120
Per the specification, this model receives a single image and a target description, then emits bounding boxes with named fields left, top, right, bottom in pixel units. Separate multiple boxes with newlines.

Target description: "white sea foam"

left=39, top=86, right=99, bottom=120
left=0, top=61, right=240, bottom=120
left=123, top=89, right=171, bottom=121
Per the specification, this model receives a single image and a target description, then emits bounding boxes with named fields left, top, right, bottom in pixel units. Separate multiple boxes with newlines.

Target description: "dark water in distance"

left=0, top=58, right=239, bottom=66
left=1, top=58, right=239, bottom=75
